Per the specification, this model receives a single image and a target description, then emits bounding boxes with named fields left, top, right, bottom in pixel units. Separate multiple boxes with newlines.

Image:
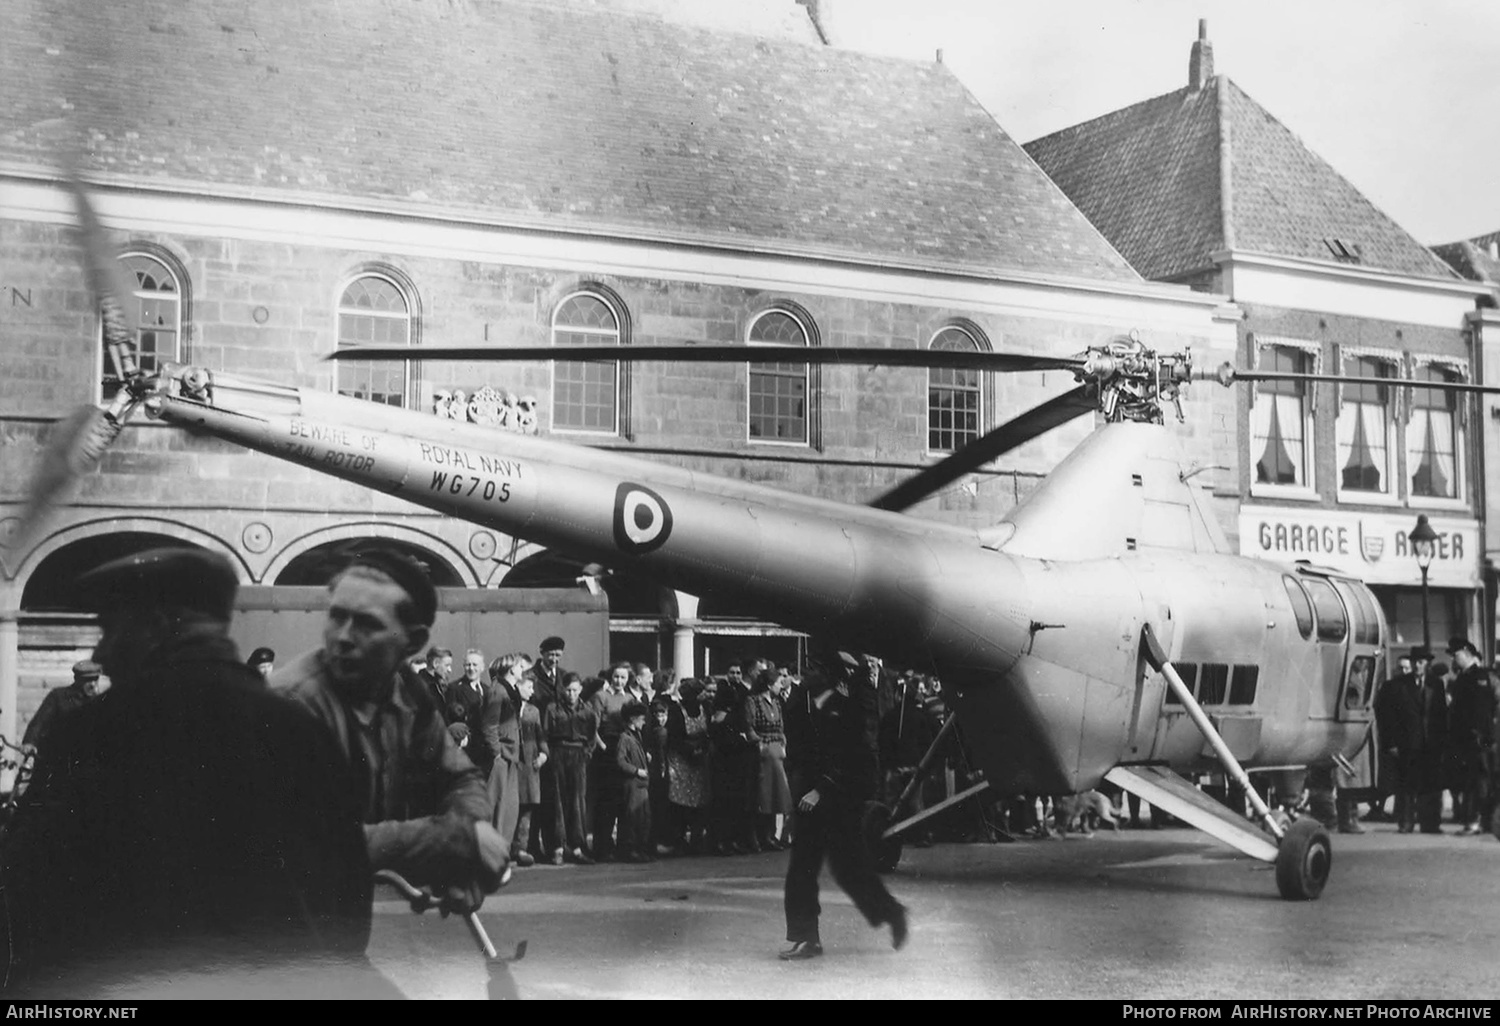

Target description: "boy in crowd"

left=616, top=700, right=653, bottom=863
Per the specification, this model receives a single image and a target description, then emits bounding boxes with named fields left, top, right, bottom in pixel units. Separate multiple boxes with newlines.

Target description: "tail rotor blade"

left=8, top=403, right=130, bottom=556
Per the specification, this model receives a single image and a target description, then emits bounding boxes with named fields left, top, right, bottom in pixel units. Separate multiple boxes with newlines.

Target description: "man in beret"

left=532, top=636, right=567, bottom=713
left=20, top=659, right=109, bottom=759
left=1, top=546, right=385, bottom=997
left=246, top=646, right=276, bottom=679
left=272, top=547, right=509, bottom=916
left=1444, top=636, right=1495, bottom=835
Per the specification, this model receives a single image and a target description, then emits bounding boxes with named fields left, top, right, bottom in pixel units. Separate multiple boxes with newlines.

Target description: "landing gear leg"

left=1140, top=625, right=1332, bottom=901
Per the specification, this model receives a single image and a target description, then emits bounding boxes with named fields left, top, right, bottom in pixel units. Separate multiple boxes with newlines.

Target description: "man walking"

left=779, top=652, right=908, bottom=961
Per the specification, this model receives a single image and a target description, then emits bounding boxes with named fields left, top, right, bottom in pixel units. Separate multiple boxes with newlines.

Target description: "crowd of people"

left=404, top=643, right=929, bottom=867
left=1360, top=637, right=1498, bottom=837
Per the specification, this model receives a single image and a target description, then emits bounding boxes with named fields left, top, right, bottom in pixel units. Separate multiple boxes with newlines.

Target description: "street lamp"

left=1409, top=514, right=1439, bottom=651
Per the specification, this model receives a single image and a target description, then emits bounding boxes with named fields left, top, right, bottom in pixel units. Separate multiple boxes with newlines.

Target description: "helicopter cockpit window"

left=1340, top=582, right=1382, bottom=647
left=1164, top=662, right=1198, bottom=705
left=1197, top=663, right=1229, bottom=705
left=1302, top=578, right=1348, bottom=643
left=1282, top=576, right=1314, bottom=639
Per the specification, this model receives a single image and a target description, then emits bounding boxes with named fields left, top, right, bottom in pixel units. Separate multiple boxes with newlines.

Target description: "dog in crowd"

left=1052, top=789, right=1121, bottom=836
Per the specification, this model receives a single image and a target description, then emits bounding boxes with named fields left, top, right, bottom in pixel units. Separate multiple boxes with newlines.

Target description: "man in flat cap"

left=532, top=635, right=567, bottom=714
left=20, top=659, right=109, bottom=760
left=2, top=546, right=385, bottom=997
left=272, top=547, right=509, bottom=916
left=1444, top=636, right=1494, bottom=835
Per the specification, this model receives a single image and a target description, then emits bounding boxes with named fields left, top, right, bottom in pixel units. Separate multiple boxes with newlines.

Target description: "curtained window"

left=1335, top=355, right=1393, bottom=494
left=1250, top=346, right=1312, bottom=486
left=1408, top=363, right=1461, bottom=500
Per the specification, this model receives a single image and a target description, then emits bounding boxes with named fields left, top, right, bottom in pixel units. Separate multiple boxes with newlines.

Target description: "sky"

left=825, top=0, right=1500, bottom=245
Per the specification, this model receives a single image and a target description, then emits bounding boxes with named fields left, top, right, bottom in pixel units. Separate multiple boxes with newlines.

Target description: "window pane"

left=1252, top=347, right=1310, bottom=485
left=748, top=311, right=808, bottom=443
left=1336, top=356, right=1391, bottom=493
left=552, top=293, right=620, bottom=433
left=1409, top=364, right=1459, bottom=499
left=1304, top=578, right=1348, bottom=642
left=337, top=275, right=411, bottom=407
left=929, top=327, right=981, bottom=452
left=104, top=255, right=181, bottom=400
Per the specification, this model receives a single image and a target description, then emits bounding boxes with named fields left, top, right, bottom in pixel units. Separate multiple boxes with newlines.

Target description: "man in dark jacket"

left=1445, top=636, right=1495, bottom=835
left=779, top=654, right=908, bottom=961
left=1375, top=649, right=1426, bottom=833
left=20, top=659, right=108, bottom=759
left=1414, top=648, right=1450, bottom=834
left=2, top=547, right=387, bottom=997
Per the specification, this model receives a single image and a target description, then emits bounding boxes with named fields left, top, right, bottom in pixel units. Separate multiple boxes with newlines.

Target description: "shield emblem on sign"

left=1359, top=522, right=1384, bottom=563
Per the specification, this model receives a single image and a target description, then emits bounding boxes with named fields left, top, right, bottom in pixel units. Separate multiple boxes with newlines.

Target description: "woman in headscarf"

left=667, top=679, right=714, bottom=853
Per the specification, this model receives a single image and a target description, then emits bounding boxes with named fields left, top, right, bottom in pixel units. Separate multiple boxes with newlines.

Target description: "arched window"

left=551, top=291, right=623, bottom=434
left=336, top=274, right=413, bottom=407
left=928, top=325, right=984, bottom=452
left=747, top=309, right=810, bottom=444
left=103, top=253, right=183, bottom=401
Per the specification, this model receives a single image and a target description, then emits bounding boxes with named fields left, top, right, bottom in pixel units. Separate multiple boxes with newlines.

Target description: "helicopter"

left=21, top=181, right=1500, bottom=902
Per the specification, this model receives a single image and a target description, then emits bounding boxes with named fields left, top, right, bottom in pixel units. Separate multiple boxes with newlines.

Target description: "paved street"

left=366, top=823, right=1500, bottom=1000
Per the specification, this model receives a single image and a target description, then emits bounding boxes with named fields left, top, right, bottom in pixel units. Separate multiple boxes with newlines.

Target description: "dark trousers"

left=591, top=742, right=622, bottom=856
left=551, top=746, right=590, bottom=852
left=620, top=780, right=651, bottom=855
left=784, top=799, right=901, bottom=944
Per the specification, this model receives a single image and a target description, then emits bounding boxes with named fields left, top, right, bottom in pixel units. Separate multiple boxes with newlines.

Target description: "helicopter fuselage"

left=147, top=367, right=1379, bottom=795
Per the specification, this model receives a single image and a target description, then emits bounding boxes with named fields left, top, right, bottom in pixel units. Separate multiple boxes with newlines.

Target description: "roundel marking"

left=613, top=482, right=674, bottom=555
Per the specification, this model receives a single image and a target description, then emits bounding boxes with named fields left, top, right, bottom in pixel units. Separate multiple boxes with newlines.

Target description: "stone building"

left=0, top=0, right=1235, bottom=744
left=1026, top=22, right=1498, bottom=656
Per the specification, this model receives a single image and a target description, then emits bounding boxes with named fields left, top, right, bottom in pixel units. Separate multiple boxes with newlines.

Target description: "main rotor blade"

left=1209, top=366, right=1500, bottom=395
left=66, top=176, right=141, bottom=378
left=328, top=344, right=1085, bottom=374
left=869, top=384, right=1095, bottom=512
left=9, top=404, right=126, bottom=555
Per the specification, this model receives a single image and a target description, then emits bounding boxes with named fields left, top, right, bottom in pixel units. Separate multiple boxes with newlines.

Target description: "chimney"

left=1189, top=19, right=1214, bottom=89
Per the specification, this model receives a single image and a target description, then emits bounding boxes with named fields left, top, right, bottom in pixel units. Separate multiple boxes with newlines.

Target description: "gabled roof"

left=1024, top=77, right=1458, bottom=282
left=1433, top=232, right=1500, bottom=285
left=3, top=0, right=1140, bottom=284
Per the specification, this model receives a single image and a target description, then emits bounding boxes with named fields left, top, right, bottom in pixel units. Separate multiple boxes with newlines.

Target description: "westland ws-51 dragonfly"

left=28, top=183, right=1500, bottom=901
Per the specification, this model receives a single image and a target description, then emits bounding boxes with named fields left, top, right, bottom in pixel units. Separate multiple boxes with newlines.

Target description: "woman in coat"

left=667, top=679, right=713, bottom=852
left=744, top=666, right=793, bottom=850
left=512, top=672, right=550, bottom=866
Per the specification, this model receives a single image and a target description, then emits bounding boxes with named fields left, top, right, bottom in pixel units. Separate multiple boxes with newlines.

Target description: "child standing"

left=616, top=700, right=653, bottom=862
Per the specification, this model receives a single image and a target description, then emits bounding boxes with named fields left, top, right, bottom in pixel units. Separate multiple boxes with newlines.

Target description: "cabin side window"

left=1230, top=665, right=1260, bottom=705
left=1302, top=578, right=1348, bottom=642
left=1282, top=576, right=1314, bottom=639
left=1197, top=663, right=1229, bottom=704
left=1164, top=662, right=1199, bottom=705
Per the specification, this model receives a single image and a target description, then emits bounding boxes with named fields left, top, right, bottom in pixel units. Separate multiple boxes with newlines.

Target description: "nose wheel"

left=1274, top=818, right=1332, bottom=901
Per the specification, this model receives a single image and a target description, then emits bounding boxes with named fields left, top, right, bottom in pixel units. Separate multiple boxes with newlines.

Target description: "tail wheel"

left=861, top=801, right=903, bottom=873
left=1275, top=818, right=1332, bottom=901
